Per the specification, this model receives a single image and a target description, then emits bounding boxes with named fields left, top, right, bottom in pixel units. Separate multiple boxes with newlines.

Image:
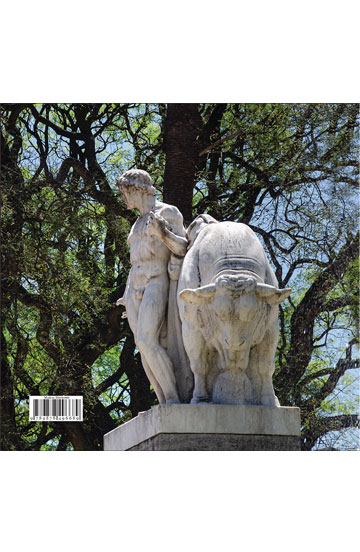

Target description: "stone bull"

left=177, top=218, right=291, bottom=406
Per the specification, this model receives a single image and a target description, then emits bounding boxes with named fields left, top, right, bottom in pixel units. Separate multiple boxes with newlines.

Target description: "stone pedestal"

left=103, top=404, right=301, bottom=451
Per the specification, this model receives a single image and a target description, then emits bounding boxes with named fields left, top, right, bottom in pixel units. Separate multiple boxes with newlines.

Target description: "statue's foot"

left=166, top=397, right=180, bottom=405
left=261, top=394, right=280, bottom=407
left=190, top=395, right=209, bottom=404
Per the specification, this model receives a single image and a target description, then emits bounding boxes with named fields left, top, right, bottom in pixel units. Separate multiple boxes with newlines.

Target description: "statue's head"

left=186, top=214, right=218, bottom=249
left=116, top=169, right=156, bottom=197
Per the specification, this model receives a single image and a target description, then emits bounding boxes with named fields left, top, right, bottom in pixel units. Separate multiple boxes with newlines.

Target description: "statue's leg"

left=248, top=325, right=280, bottom=407
left=125, top=287, right=166, bottom=404
left=181, top=321, right=208, bottom=403
left=141, top=357, right=166, bottom=405
left=246, top=346, right=262, bottom=404
left=136, top=278, right=180, bottom=404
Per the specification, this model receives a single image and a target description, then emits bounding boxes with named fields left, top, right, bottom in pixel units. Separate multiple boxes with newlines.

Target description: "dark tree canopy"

left=1, top=103, right=358, bottom=450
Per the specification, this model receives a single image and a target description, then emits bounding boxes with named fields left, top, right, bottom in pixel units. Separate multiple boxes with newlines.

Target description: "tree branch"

left=275, top=232, right=359, bottom=397
left=316, top=414, right=359, bottom=433
left=27, top=105, right=86, bottom=141
left=15, top=285, right=61, bottom=360
left=199, top=130, right=241, bottom=156
left=301, top=358, right=359, bottom=394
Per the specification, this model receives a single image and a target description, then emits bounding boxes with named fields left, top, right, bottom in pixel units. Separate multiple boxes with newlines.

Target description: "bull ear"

left=255, top=284, right=291, bottom=305
left=179, top=284, right=216, bottom=305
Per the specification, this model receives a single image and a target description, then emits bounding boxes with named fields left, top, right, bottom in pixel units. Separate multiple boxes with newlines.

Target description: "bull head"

left=179, top=277, right=291, bottom=306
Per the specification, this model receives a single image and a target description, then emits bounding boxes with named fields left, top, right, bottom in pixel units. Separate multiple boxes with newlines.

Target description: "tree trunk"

left=0, top=331, right=24, bottom=450
left=163, top=104, right=203, bottom=225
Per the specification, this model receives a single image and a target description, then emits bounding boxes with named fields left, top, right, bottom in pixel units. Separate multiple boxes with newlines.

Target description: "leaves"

left=0, top=103, right=358, bottom=450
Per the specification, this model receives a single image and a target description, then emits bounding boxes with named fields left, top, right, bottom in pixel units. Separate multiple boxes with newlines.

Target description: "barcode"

left=29, top=396, right=83, bottom=421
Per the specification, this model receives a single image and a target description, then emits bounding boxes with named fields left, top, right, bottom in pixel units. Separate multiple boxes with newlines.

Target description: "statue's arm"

left=147, top=207, right=188, bottom=256
left=161, top=226, right=188, bottom=257
left=115, top=270, right=131, bottom=318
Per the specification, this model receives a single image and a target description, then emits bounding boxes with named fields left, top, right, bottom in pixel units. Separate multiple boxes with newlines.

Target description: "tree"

left=1, top=103, right=358, bottom=450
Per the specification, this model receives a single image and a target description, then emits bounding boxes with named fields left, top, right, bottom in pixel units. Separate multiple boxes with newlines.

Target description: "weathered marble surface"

left=103, top=404, right=301, bottom=451
left=178, top=218, right=291, bottom=406
left=116, top=169, right=193, bottom=404
left=116, top=170, right=291, bottom=408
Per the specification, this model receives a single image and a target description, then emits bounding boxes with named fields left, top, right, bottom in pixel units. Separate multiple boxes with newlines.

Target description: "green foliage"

left=1, top=103, right=358, bottom=451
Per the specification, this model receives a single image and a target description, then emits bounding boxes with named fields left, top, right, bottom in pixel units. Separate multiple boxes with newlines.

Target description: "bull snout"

left=224, top=337, right=246, bottom=351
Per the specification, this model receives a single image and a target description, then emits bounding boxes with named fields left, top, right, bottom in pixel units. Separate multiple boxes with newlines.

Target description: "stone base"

left=127, top=433, right=300, bottom=451
left=103, top=404, right=301, bottom=451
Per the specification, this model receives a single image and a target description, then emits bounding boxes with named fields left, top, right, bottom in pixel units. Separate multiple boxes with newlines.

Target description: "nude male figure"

left=116, top=169, right=188, bottom=404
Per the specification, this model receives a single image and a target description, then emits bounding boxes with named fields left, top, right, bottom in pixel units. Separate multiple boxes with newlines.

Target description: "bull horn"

left=255, top=283, right=292, bottom=305
left=179, top=283, right=216, bottom=305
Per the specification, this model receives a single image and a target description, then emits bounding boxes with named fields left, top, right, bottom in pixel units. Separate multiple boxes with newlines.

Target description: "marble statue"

left=116, top=169, right=193, bottom=404
left=116, top=169, right=291, bottom=408
left=178, top=217, right=291, bottom=406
